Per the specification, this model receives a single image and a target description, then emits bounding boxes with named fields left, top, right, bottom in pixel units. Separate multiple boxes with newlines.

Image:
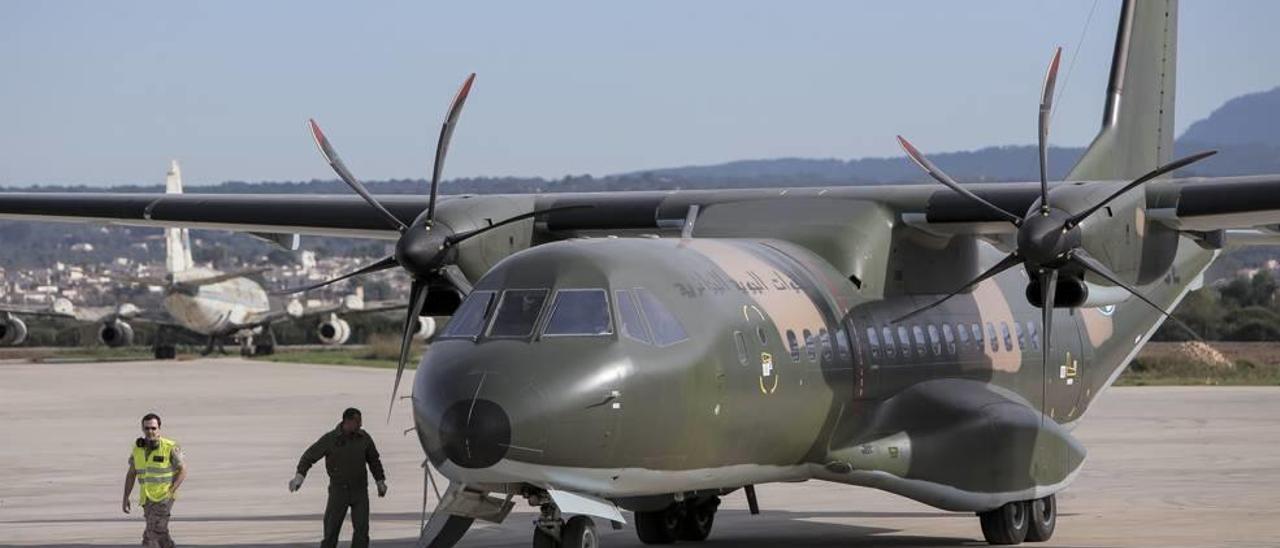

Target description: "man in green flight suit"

left=289, top=407, right=387, bottom=548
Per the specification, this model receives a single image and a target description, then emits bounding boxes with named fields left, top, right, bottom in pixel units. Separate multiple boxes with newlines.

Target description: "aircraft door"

left=740, top=304, right=779, bottom=397
left=1045, top=310, right=1087, bottom=421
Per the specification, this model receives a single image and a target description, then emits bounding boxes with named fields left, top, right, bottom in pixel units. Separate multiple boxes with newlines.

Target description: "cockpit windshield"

left=488, top=289, right=549, bottom=338
left=633, top=287, right=688, bottom=347
left=543, top=289, right=612, bottom=336
left=439, top=290, right=496, bottom=339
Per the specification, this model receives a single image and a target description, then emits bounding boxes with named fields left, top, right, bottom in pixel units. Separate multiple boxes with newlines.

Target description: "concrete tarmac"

left=1, top=358, right=1277, bottom=547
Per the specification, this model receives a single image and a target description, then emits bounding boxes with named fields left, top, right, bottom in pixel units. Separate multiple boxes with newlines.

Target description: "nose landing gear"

left=532, top=498, right=600, bottom=548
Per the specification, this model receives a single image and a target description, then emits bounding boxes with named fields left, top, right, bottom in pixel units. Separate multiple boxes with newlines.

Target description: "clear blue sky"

left=1, top=1, right=1276, bottom=187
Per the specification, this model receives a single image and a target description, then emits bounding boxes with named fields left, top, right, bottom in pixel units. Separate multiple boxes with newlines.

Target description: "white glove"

left=288, top=473, right=305, bottom=492
left=376, top=480, right=388, bottom=498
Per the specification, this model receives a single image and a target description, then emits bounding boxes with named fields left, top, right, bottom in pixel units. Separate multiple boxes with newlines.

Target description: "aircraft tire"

left=634, top=506, right=680, bottom=544
left=153, top=346, right=177, bottom=360
left=561, top=515, right=598, bottom=548
left=532, top=527, right=557, bottom=548
left=676, top=497, right=718, bottom=541
left=255, top=343, right=275, bottom=356
left=1025, top=495, right=1056, bottom=542
left=978, top=500, right=1029, bottom=545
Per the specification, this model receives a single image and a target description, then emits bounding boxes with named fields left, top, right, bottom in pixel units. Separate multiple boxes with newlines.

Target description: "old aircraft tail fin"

left=164, top=160, right=195, bottom=274
left=1066, top=0, right=1177, bottom=182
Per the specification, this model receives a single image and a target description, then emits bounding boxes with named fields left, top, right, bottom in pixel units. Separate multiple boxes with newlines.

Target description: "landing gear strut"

left=532, top=498, right=599, bottom=548
left=635, top=496, right=720, bottom=545
left=978, top=494, right=1056, bottom=545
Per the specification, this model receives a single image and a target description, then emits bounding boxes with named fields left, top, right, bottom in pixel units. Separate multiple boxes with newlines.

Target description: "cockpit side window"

left=438, top=290, right=496, bottom=339
left=488, top=289, right=549, bottom=338
left=615, top=289, right=652, bottom=344
left=634, top=288, right=688, bottom=347
left=543, top=289, right=613, bottom=337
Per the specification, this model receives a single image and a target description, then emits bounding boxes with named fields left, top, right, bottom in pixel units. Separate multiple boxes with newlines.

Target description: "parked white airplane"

left=0, top=161, right=427, bottom=358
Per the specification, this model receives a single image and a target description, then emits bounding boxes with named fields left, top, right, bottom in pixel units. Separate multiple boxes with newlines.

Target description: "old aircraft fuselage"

left=162, top=267, right=271, bottom=335
left=412, top=234, right=1215, bottom=512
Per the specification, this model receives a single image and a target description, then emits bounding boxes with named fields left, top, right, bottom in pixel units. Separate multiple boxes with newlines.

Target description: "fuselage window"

left=803, top=329, right=817, bottom=362
left=634, top=288, right=689, bottom=347
left=786, top=329, right=802, bottom=362
left=819, top=328, right=833, bottom=361
left=1000, top=322, right=1014, bottom=352
left=911, top=325, right=926, bottom=357
left=972, top=323, right=984, bottom=350
left=615, top=289, right=652, bottom=344
left=882, top=326, right=896, bottom=358
left=438, top=290, right=496, bottom=339
left=927, top=325, right=941, bottom=356
left=1027, top=321, right=1040, bottom=350
left=489, top=289, right=549, bottom=338
left=543, top=289, right=613, bottom=337
left=955, top=323, right=968, bottom=350
left=867, top=327, right=881, bottom=360
left=897, top=326, right=912, bottom=358
left=986, top=322, right=999, bottom=352
left=942, top=324, right=955, bottom=355
left=835, top=328, right=851, bottom=361
left=1014, top=322, right=1026, bottom=350
left=733, top=331, right=749, bottom=366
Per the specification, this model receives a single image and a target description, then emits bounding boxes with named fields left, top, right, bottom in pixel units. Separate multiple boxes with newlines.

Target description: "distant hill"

left=1181, top=87, right=1280, bottom=147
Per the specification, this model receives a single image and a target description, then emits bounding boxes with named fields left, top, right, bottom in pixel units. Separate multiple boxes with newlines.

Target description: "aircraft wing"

left=0, top=303, right=77, bottom=320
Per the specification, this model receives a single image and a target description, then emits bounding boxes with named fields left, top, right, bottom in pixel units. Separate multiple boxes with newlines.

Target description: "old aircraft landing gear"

left=635, top=496, right=720, bottom=544
left=978, top=494, right=1055, bottom=545
left=532, top=498, right=599, bottom=548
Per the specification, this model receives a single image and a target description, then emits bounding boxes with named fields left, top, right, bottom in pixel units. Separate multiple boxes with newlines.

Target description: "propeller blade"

left=426, top=73, right=478, bottom=226
left=1067, top=150, right=1218, bottom=228
left=1037, top=47, right=1062, bottom=215
left=308, top=119, right=409, bottom=233
left=439, top=264, right=473, bottom=296
left=896, top=136, right=1023, bottom=226
left=1068, top=250, right=1203, bottom=341
left=389, top=280, right=430, bottom=422
left=270, top=255, right=398, bottom=295
left=1039, top=268, right=1058, bottom=428
left=445, top=204, right=595, bottom=246
left=892, top=252, right=1024, bottom=324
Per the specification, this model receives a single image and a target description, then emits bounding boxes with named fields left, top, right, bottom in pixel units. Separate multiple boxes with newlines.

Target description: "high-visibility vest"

left=132, top=437, right=178, bottom=504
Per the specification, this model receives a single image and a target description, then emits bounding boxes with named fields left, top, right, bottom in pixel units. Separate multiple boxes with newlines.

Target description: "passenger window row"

left=863, top=319, right=1041, bottom=363
left=783, top=327, right=835, bottom=363
left=437, top=286, right=688, bottom=346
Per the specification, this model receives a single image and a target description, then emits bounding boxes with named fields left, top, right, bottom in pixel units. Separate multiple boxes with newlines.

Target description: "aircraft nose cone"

left=439, top=398, right=511, bottom=469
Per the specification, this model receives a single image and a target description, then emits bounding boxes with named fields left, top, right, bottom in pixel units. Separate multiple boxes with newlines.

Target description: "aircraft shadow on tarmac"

left=1, top=509, right=1105, bottom=548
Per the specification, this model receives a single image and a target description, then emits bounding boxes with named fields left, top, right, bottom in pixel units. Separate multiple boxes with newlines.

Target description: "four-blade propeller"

left=281, top=74, right=587, bottom=421
left=892, top=48, right=1215, bottom=414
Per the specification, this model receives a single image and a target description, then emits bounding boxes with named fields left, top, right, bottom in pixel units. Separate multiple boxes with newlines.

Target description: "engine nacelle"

left=413, top=316, right=436, bottom=340
left=98, top=320, right=135, bottom=348
left=1025, top=277, right=1132, bottom=309
left=0, top=316, right=29, bottom=346
left=317, top=316, right=352, bottom=346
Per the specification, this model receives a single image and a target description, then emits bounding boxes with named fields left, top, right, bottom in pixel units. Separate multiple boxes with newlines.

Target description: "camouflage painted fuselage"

left=413, top=229, right=1215, bottom=512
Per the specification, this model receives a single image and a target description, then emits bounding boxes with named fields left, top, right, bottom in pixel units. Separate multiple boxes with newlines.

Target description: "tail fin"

left=1067, top=0, right=1177, bottom=181
left=164, top=160, right=195, bottom=274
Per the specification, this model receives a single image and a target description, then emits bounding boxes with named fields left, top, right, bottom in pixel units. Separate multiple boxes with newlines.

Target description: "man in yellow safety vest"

left=122, top=413, right=187, bottom=548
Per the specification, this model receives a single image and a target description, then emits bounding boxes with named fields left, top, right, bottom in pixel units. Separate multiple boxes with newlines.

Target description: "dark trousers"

left=322, top=483, right=370, bottom=548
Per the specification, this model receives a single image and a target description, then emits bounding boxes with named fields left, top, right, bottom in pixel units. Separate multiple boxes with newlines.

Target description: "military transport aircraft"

left=0, top=161, right=422, bottom=358
left=2, top=0, right=1277, bottom=545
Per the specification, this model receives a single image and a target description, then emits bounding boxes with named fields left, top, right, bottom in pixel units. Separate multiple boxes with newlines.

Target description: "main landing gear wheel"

left=153, top=345, right=176, bottom=360
left=676, top=497, right=719, bottom=541
left=1026, top=495, right=1056, bottom=542
left=635, top=497, right=720, bottom=544
left=561, top=516, right=598, bottom=548
left=979, top=500, right=1030, bottom=545
left=635, top=505, right=681, bottom=544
